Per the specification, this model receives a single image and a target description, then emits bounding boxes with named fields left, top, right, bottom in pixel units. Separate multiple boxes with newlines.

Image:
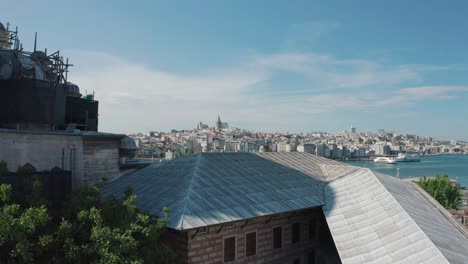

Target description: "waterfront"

left=344, top=154, right=468, bottom=187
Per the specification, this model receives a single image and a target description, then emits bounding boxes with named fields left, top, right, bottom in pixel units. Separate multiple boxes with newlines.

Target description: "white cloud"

left=248, top=51, right=424, bottom=90
left=378, top=86, right=468, bottom=106
left=64, top=50, right=467, bottom=133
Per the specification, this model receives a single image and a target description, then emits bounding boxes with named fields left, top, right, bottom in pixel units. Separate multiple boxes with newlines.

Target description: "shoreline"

left=340, top=153, right=467, bottom=161
left=424, top=153, right=467, bottom=157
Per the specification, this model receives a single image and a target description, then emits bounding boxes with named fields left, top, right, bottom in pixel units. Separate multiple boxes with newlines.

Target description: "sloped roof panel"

left=102, top=152, right=328, bottom=230
left=102, top=152, right=468, bottom=263
left=323, top=168, right=449, bottom=264
left=374, top=171, right=468, bottom=264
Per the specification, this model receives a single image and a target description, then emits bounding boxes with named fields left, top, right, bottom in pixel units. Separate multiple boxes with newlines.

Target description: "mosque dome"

left=63, top=82, right=82, bottom=98
left=120, top=136, right=139, bottom=151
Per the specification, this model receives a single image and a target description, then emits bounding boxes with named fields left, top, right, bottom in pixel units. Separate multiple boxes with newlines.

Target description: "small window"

left=273, top=226, right=282, bottom=249
left=273, top=214, right=281, bottom=220
left=293, top=258, right=300, bottom=264
left=245, top=232, right=257, bottom=256
left=224, top=236, right=236, bottom=263
left=309, top=219, right=317, bottom=240
left=197, top=227, right=208, bottom=234
left=308, top=251, right=316, bottom=264
left=292, top=223, right=300, bottom=244
left=225, top=223, right=235, bottom=230
left=247, top=218, right=256, bottom=224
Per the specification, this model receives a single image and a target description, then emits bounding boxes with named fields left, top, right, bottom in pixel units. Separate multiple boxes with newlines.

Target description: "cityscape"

left=131, top=115, right=467, bottom=161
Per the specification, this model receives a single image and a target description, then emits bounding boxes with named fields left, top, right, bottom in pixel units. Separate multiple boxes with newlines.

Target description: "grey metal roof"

left=323, top=168, right=450, bottom=264
left=374, top=171, right=468, bottom=264
left=102, top=152, right=468, bottom=263
left=102, top=152, right=334, bottom=230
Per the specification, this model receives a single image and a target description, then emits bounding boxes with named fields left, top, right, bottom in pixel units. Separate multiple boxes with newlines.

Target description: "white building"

left=297, top=143, right=315, bottom=154
left=277, top=142, right=291, bottom=152
left=371, top=143, right=391, bottom=156
left=224, top=141, right=238, bottom=152
left=165, top=150, right=174, bottom=161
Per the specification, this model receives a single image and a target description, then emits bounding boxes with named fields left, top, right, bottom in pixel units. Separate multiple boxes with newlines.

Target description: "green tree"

left=51, top=188, right=171, bottom=263
left=0, top=184, right=52, bottom=263
left=418, top=174, right=461, bottom=209
left=183, top=149, right=193, bottom=157
left=0, top=177, right=171, bottom=263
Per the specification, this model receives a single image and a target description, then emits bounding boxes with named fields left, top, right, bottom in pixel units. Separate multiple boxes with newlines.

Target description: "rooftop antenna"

left=65, top=57, right=69, bottom=81
left=14, top=26, right=19, bottom=50
left=33, top=32, right=37, bottom=52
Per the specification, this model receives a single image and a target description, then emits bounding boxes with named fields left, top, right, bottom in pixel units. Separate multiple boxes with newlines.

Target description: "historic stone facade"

left=164, top=207, right=341, bottom=264
left=0, top=129, right=124, bottom=187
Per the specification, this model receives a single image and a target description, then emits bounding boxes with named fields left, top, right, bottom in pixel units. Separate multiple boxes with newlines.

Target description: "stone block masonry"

left=165, top=207, right=341, bottom=264
left=0, top=130, right=123, bottom=188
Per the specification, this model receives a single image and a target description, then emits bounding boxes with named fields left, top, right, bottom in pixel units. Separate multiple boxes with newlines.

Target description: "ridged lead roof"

left=102, top=152, right=468, bottom=264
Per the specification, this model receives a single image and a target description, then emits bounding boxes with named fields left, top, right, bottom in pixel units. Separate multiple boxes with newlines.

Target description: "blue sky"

left=3, top=0, right=468, bottom=140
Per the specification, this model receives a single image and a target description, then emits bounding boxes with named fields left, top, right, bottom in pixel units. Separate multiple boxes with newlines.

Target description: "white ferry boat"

left=395, top=153, right=421, bottom=162
left=373, top=157, right=397, bottom=164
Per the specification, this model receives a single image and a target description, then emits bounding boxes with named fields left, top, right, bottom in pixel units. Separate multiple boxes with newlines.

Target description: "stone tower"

left=215, top=115, right=222, bottom=132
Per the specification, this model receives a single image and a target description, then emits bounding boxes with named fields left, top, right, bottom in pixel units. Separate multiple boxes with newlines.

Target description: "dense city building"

left=130, top=117, right=467, bottom=163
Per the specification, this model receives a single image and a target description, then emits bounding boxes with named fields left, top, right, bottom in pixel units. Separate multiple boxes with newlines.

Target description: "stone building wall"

left=167, top=207, right=341, bottom=264
left=82, top=137, right=121, bottom=185
left=0, top=131, right=123, bottom=188
left=0, top=131, right=84, bottom=186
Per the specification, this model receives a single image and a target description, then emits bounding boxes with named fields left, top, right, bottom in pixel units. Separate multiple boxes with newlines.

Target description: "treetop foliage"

left=418, top=174, right=461, bottom=210
left=0, top=163, right=172, bottom=264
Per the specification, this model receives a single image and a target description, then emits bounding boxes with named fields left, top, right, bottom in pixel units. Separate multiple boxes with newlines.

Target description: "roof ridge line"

left=179, top=154, right=202, bottom=230
left=410, top=181, right=468, bottom=239
left=366, top=168, right=450, bottom=262
left=322, top=165, right=364, bottom=184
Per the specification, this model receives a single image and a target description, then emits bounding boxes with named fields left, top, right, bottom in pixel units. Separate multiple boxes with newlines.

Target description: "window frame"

left=223, top=235, right=237, bottom=263
left=272, top=225, right=283, bottom=249
left=224, top=222, right=235, bottom=230
left=197, top=227, right=208, bottom=235
left=244, top=230, right=258, bottom=257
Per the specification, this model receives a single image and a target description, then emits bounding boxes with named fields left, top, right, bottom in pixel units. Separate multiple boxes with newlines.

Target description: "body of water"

left=343, top=154, right=468, bottom=187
